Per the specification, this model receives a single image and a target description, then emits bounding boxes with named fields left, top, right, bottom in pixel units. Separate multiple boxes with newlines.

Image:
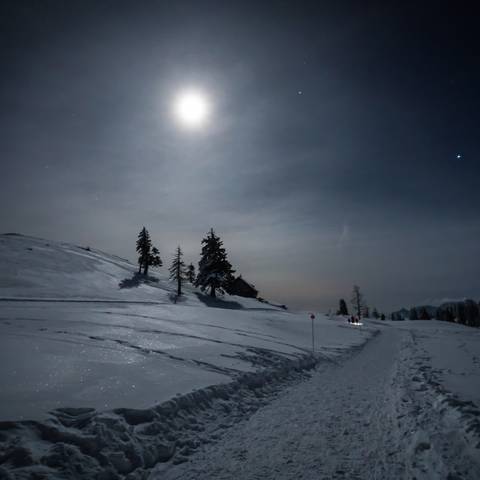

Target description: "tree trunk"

left=144, top=261, right=149, bottom=276
left=210, top=285, right=216, bottom=298
left=177, top=277, right=182, bottom=296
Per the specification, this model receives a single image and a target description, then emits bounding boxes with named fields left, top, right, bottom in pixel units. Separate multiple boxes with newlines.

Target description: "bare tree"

left=351, top=285, right=365, bottom=318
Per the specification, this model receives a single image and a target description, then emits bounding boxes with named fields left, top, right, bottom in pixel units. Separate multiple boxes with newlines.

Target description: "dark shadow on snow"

left=194, top=292, right=244, bottom=310
left=169, top=292, right=189, bottom=304
left=119, top=273, right=159, bottom=289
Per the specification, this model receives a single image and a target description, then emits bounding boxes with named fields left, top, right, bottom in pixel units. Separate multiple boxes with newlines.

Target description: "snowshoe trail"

left=154, top=328, right=480, bottom=480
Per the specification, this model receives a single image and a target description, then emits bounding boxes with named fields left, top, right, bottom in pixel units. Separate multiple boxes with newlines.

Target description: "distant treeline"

left=393, top=300, right=480, bottom=328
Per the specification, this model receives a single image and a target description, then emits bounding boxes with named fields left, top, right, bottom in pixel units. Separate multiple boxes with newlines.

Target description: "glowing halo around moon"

left=173, top=89, right=210, bottom=128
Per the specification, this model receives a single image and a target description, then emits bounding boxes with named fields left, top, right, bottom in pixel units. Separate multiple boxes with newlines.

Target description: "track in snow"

left=150, top=329, right=401, bottom=479
left=153, top=327, right=480, bottom=480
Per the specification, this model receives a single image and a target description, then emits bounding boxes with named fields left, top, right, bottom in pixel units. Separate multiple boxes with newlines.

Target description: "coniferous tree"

left=136, top=227, right=162, bottom=275
left=419, top=308, right=431, bottom=320
left=441, top=307, right=454, bottom=322
left=409, top=308, right=418, bottom=320
left=196, top=228, right=235, bottom=298
left=464, top=300, right=480, bottom=327
left=169, top=246, right=186, bottom=296
left=372, top=308, right=380, bottom=319
left=186, top=263, right=196, bottom=283
left=380, top=313, right=386, bottom=321
left=351, top=285, right=365, bottom=318
left=338, top=298, right=349, bottom=316
left=147, top=247, right=162, bottom=275
left=455, top=302, right=466, bottom=324
left=136, top=227, right=152, bottom=274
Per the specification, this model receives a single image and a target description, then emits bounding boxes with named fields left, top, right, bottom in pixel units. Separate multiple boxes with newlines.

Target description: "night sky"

left=1, top=1, right=479, bottom=312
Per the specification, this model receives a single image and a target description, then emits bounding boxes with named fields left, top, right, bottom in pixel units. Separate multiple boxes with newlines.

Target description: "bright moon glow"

left=174, top=90, right=210, bottom=128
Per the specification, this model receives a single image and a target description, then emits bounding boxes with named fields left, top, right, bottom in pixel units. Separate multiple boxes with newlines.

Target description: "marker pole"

left=310, top=313, right=315, bottom=353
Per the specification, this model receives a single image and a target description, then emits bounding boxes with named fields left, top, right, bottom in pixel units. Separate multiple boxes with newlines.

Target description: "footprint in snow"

left=414, top=442, right=431, bottom=453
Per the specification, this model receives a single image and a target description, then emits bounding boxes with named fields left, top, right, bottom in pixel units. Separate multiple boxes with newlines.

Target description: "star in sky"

left=456, top=153, right=462, bottom=159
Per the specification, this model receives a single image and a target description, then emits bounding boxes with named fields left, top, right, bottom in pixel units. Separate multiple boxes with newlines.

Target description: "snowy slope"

left=152, top=322, right=480, bottom=480
left=0, top=233, right=190, bottom=303
left=0, top=234, right=376, bottom=479
left=3, top=235, right=477, bottom=479
left=0, top=233, right=285, bottom=310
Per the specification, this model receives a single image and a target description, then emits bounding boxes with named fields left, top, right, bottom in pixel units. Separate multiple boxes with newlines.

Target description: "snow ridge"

left=0, top=349, right=332, bottom=479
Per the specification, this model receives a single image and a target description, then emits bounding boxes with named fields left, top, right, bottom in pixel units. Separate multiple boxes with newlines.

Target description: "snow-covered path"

left=154, top=326, right=480, bottom=480
left=152, top=328, right=402, bottom=479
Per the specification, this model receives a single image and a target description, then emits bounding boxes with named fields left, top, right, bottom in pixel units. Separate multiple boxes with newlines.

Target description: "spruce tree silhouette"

left=196, top=228, right=235, bottom=298
left=169, top=246, right=186, bottom=296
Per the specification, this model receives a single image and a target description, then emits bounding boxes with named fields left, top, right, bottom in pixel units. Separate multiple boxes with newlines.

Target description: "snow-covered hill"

left=0, top=234, right=376, bottom=479
left=0, top=233, right=196, bottom=304
left=0, top=233, right=286, bottom=310
left=3, top=235, right=478, bottom=479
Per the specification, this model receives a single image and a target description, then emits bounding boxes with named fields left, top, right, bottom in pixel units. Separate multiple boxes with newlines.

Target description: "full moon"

left=174, top=90, right=210, bottom=128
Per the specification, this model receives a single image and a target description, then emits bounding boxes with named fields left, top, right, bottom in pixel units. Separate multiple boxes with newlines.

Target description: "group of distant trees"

left=338, top=286, right=480, bottom=328
left=135, top=227, right=235, bottom=298
left=337, top=286, right=385, bottom=320
left=408, top=301, right=480, bottom=327
left=408, top=307, right=430, bottom=321
left=136, top=228, right=479, bottom=328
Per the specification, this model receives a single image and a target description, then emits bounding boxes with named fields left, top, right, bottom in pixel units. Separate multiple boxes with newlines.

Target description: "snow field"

left=2, top=235, right=479, bottom=479
left=153, top=323, right=480, bottom=480
left=0, top=313, right=375, bottom=480
left=0, top=234, right=377, bottom=478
